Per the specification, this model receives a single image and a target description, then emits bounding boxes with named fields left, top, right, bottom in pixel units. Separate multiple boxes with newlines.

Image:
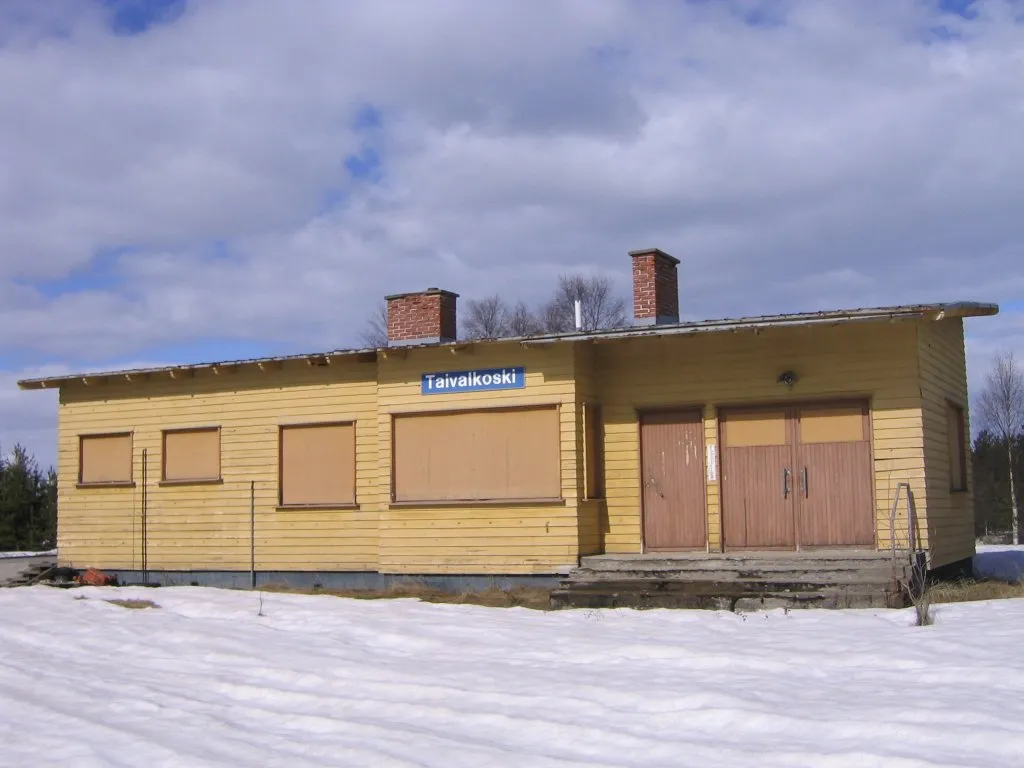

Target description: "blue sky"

left=2, top=0, right=1023, bottom=466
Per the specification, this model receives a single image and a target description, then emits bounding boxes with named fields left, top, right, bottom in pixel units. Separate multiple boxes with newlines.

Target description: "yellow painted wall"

left=917, top=318, right=975, bottom=567
left=51, top=316, right=978, bottom=576
left=56, top=360, right=379, bottom=571
left=593, top=320, right=929, bottom=556
left=376, top=342, right=582, bottom=574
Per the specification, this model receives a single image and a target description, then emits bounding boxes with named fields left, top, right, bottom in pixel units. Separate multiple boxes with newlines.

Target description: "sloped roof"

left=16, top=301, right=998, bottom=389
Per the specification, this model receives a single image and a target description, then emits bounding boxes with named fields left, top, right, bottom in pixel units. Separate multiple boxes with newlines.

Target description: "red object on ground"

left=78, top=568, right=111, bottom=587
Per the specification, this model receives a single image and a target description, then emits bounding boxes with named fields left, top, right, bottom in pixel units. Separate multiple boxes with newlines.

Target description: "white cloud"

left=1, top=0, right=1023, bottom=460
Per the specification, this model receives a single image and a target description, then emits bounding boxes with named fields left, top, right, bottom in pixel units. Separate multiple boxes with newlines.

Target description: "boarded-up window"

left=947, top=403, right=967, bottom=492
left=584, top=403, right=604, bottom=499
left=722, top=410, right=787, bottom=447
left=280, top=423, right=356, bottom=506
left=163, top=428, right=221, bottom=482
left=79, top=433, right=132, bottom=485
left=799, top=406, right=867, bottom=444
left=393, top=406, right=561, bottom=502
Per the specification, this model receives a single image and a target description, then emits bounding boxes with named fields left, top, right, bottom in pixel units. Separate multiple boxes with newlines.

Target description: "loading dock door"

left=795, top=405, right=875, bottom=547
left=720, top=402, right=875, bottom=550
left=640, top=411, right=707, bottom=551
left=720, top=409, right=795, bottom=549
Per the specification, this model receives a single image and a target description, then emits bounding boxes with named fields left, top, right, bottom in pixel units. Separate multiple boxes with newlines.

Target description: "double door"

left=720, top=402, right=875, bottom=550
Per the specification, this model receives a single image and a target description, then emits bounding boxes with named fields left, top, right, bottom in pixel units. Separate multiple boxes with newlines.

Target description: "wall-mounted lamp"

left=777, top=370, right=798, bottom=387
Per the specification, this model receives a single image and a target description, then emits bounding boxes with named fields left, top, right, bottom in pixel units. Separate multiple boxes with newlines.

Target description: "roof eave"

left=16, top=348, right=379, bottom=390
left=15, top=301, right=999, bottom=390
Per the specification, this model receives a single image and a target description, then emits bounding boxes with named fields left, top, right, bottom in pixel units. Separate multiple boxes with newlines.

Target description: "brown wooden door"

left=720, top=409, right=796, bottom=549
left=640, top=411, right=706, bottom=551
left=795, top=404, right=875, bottom=547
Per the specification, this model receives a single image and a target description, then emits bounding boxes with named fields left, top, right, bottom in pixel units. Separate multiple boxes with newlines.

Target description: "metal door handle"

left=783, top=468, right=791, bottom=499
left=801, top=467, right=808, bottom=498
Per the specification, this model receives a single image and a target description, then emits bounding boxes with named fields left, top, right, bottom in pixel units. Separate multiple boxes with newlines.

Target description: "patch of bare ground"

left=929, top=579, right=1024, bottom=604
left=104, top=599, right=160, bottom=610
left=259, top=582, right=553, bottom=610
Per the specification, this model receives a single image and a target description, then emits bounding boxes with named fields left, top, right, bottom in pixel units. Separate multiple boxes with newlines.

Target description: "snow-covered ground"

left=0, top=549, right=55, bottom=559
left=1, top=586, right=1023, bottom=767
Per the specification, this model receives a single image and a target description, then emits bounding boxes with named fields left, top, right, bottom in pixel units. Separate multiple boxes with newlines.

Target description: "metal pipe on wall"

left=250, top=480, right=256, bottom=590
left=141, top=448, right=148, bottom=585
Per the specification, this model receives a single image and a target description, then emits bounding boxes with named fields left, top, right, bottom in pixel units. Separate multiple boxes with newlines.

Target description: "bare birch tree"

left=507, top=300, right=542, bottom=337
left=977, top=351, right=1024, bottom=544
left=462, top=295, right=509, bottom=339
left=541, top=274, right=627, bottom=333
left=360, top=301, right=389, bottom=347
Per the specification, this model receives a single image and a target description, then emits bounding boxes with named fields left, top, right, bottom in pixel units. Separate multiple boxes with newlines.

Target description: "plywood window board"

left=393, top=406, right=561, bottom=503
left=162, top=428, right=221, bottom=483
left=798, top=406, right=867, bottom=444
left=79, top=433, right=133, bottom=485
left=583, top=403, right=605, bottom=499
left=947, top=402, right=967, bottom=492
left=280, top=422, right=356, bottom=507
left=721, top=411, right=787, bottom=447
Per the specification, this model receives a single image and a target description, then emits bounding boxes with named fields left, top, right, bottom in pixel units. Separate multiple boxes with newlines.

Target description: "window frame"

left=277, top=420, right=358, bottom=510
left=583, top=402, right=605, bottom=500
left=390, top=403, right=564, bottom=506
left=947, top=400, right=968, bottom=493
left=77, top=431, right=135, bottom=488
left=160, top=426, right=223, bottom=486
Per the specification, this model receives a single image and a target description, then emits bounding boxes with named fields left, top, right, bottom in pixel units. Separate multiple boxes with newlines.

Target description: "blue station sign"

left=421, top=366, right=526, bottom=395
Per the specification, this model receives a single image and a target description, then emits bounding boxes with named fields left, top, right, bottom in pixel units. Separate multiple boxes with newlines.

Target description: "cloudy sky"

left=1, top=0, right=1022, bottom=468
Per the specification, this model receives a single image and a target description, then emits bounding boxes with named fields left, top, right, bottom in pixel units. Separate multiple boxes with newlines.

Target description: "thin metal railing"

left=889, top=481, right=919, bottom=558
left=889, top=481, right=929, bottom=600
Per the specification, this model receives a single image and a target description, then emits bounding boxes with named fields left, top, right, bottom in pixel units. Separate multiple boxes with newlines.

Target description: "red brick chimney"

left=385, top=288, right=459, bottom=345
left=630, top=248, right=680, bottom=325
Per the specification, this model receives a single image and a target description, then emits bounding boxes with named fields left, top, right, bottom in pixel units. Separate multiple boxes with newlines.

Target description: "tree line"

left=0, top=444, right=57, bottom=552
left=974, top=351, right=1023, bottom=543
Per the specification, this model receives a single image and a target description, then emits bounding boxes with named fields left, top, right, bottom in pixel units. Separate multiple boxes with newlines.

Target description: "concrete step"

left=564, top=568, right=903, bottom=587
left=0, top=556, right=58, bottom=588
left=570, top=560, right=911, bottom=577
left=580, top=554, right=910, bottom=573
left=551, top=579, right=906, bottom=611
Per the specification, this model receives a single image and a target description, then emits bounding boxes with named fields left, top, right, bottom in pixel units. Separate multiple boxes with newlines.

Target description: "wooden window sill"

left=390, top=497, right=566, bottom=508
left=76, top=482, right=135, bottom=489
left=277, top=503, right=360, bottom=511
left=159, top=478, right=224, bottom=487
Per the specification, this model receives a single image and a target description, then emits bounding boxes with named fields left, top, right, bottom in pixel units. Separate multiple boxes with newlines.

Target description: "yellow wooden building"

left=19, top=249, right=997, bottom=588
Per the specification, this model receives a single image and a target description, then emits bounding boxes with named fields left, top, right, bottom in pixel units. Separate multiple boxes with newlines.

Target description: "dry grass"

left=259, top=582, right=554, bottom=610
left=104, top=598, right=160, bottom=610
left=929, top=579, right=1024, bottom=604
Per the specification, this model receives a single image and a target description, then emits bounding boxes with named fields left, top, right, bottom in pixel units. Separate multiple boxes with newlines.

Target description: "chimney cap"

left=385, top=288, right=460, bottom=301
left=628, top=247, right=680, bottom=265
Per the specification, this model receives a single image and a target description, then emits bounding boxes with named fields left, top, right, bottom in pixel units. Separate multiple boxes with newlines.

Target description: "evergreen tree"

left=972, top=430, right=1024, bottom=540
left=0, top=443, right=57, bottom=552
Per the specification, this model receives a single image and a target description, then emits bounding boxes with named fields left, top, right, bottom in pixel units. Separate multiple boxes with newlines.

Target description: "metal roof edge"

left=16, top=301, right=998, bottom=390
left=16, top=347, right=378, bottom=390
left=518, top=301, right=1000, bottom=345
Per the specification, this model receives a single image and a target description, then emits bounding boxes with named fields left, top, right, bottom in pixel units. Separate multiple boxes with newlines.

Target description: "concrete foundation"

left=104, top=570, right=561, bottom=593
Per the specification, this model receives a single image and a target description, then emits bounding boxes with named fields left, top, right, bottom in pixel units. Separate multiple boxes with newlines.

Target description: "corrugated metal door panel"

left=720, top=445, right=795, bottom=549
left=795, top=403, right=874, bottom=547
left=641, top=411, right=706, bottom=551
left=720, top=409, right=796, bottom=550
